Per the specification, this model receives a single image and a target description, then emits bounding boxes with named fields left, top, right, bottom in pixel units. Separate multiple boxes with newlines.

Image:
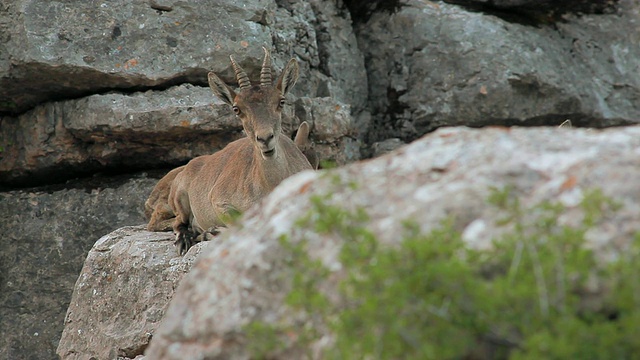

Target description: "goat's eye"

left=279, top=98, right=286, bottom=107
left=232, top=106, right=240, bottom=115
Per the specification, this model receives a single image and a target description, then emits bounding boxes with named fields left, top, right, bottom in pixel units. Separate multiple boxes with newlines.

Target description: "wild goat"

left=168, top=48, right=313, bottom=254
left=144, top=121, right=317, bottom=232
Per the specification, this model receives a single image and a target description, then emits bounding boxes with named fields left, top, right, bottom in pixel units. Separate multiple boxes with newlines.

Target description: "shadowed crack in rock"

left=0, top=63, right=210, bottom=116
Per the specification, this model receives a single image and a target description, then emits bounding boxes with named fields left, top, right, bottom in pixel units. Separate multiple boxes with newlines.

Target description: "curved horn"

left=260, top=46, right=272, bottom=87
left=229, top=55, right=251, bottom=90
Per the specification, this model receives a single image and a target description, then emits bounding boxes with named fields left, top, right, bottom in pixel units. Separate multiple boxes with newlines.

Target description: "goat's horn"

left=260, top=46, right=272, bottom=87
left=230, top=55, right=251, bottom=90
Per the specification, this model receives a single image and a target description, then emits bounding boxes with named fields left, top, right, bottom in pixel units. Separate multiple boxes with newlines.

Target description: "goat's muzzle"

left=262, top=148, right=276, bottom=158
left=256, top=133, right=276, bottom=158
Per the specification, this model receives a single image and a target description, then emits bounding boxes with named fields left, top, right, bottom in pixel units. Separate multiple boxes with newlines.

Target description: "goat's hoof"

left=174, top=231, right=196, bottom=256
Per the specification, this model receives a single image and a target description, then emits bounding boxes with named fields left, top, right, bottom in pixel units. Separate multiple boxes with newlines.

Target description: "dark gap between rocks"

left=442, top=0, right=619, bottom=27
left=0, top=67, right=210, bottom=117
left=0, top=166, right=179, bottom=194
left=342, top=0, right=404, bottom=24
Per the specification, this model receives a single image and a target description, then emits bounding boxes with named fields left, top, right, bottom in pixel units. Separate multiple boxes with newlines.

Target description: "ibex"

left=144, top=122, right=317, bottom=232
left=168, top=47, right=313, bottom=254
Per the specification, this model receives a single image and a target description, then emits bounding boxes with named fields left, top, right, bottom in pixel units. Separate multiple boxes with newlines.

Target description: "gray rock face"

left=0, top=175, right=155, bottom=360
left=57, top=226, right=210, bottom=360
left=359, top=0, right=640, bottom=142
left=0, top=0, right=366, bottom=115
left=144, top=125, right=640, bottom=358
left=273, top=0, right=368, bottom=113
left=370, top=137, right=405, bottom=157
left=294, top=97, right=360, bottom=165
left=0, top=0, right=273, bottom=114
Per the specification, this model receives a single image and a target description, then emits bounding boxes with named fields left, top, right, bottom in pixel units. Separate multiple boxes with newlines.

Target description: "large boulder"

left=0, top=0, right=269, bottom=114
left=0, top=0, right=366, bottom=115
left=0, top=175, right=156, bottom=360
left=143, top=125, right=640, bottom=358
left=358, top=0, right=640, bottom=142
left=57, top=226, right=210, bottom=360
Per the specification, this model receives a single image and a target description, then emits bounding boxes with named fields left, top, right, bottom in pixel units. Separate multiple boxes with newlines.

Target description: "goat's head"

left=208, top=47, right=299, bottom=159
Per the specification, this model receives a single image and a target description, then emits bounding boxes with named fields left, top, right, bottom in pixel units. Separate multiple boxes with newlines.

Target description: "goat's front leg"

left=173, top=202, right=196, bottom=255
left=171, top=191, right=197, bottom=256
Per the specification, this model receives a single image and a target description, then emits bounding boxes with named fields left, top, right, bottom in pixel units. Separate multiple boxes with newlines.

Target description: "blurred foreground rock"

left=144, top=126, right=639, bottom=358
left=57, top=125, right=640, bottom=359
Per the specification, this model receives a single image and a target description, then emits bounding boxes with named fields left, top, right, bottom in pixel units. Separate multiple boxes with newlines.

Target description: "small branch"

left=508, top=240, right=524, bottom=283
left=526, top=239, right=549, bottom=318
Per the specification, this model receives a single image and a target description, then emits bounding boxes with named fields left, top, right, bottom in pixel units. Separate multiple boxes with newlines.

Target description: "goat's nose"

left=256, top=133, right=275, bottom=145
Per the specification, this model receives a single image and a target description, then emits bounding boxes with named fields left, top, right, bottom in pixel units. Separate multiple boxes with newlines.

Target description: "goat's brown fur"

left=144, top=122, right=317, bottom=234
left=144, top=166, right=185, bottom=231
left=294, top=121, right=319, bottom=170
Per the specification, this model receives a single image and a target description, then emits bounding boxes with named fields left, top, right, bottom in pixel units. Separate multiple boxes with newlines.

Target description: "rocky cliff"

left=0, top=175, right=155, bottom=359
left=1, top=0, right=640, bottom=359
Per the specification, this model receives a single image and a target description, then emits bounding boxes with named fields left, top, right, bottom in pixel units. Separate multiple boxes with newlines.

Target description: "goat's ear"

left=294, top=121, right=310, bottom=147
left=208, top=72, right=236, bottom=106
left=277, top=58, right=299, bottom=96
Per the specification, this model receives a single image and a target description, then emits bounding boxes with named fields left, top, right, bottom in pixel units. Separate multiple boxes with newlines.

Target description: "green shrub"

left=246, top=188, right=640, bottom=359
